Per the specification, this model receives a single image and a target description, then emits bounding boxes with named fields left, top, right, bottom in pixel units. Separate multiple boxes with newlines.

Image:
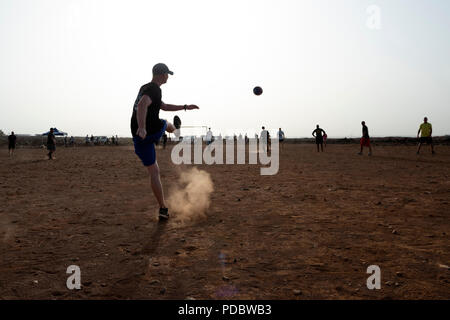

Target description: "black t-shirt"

left=130, top=82, right=164, bottom=136
left=8, top=134, right=16, bottom=145
left=362, top=125, right=369, bottom=138
left=47, top=133, right=55, bottom=145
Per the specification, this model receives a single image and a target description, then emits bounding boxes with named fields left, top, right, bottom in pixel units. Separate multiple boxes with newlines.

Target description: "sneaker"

left=159, top=207, right=169, bottom=220
left=173, top=115, right=181, bottom=129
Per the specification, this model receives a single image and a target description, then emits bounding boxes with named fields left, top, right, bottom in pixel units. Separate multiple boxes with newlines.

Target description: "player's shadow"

left=141, top=220, right=169, bottom=256
left=104, top=220, right=169, bottom=298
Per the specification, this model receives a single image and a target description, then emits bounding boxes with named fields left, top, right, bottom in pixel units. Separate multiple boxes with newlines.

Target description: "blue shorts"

left=133, top=120, right=167, bottom=166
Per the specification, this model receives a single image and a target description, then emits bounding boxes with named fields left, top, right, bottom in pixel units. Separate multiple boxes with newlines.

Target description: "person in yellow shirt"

left=417, top=117, right=435, bottom=154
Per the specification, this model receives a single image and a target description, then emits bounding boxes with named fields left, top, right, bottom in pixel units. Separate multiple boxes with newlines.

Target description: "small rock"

left=396, top=272, right=403, bottom=277
left=392, top=230, right=398, bottom=235
left=180, top=238, right=186, bottom=243
left=385, top=281, right=393, bottom=286
left=293, top=289, right=302, bottom=295
left=438, top=264, right=449, bottom=269
left=33, top=280, right=38, bottom=284
left=101, top=283, right=107, bottom=287
left=149, top=280, right=160, bottom=285
left=222, top=276, right=230, bottom=281
left=153, top=262, right=160, bottom=267
left=186, top=296, right=196, bottom=300
left=394, top=282, right=400, bottom=287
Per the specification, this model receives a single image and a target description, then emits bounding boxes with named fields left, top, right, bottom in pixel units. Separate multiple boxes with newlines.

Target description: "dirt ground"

left=0, top=143, right=449, bottom=299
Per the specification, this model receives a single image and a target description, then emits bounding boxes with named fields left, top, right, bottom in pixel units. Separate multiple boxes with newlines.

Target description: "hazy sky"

left=1, top=0, right=449, bottom=138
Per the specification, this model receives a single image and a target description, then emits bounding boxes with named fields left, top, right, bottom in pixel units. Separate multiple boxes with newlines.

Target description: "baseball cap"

left=152, top=63, right=174, bottom=75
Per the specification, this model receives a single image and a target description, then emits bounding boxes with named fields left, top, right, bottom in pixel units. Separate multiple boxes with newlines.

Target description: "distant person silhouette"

left=416, top=117, right=435, bottom=155
left=8, top=131, right=17, bottom=157
left=260, top=126, right=269, bottom=152
left=278, top=128, right=285, bottom=150
left=358, top=121, right=372, bottom=156
left=312, top=125, right=326, bottom=152
left=206, top=128, right=213, bottom=146
left=47, top=128, right=56, bottom=160
left=162, top=133, right=167, bottom=149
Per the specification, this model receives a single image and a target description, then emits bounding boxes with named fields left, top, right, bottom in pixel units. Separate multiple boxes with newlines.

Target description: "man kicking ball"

left=131, top=63, right=199, bottom=220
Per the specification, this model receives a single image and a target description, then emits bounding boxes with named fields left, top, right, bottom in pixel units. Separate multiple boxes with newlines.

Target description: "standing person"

left=417, top=117, right=435, bottom=155
left=206, top=128, right=213, bottom=146
left=70, top=136, right=75, bottom=147
left=260, top=126, right=268, bottom=152
left=278, top=128, right=285, bottom=150
left=85, top=135, right=90, bottom=145
left=312, top=125, right=326, bottom=152
left=115, top=135, right=119, bottom=145
left=358, top=121, right=372, bottom=156
left=323, top=132, right=328, bottom=148
left=90, top=135, right=94, bottom=144
left=162, top=133, right=168, bottom=149
left=8, top=131, right=17, bottom=157
left=47, top=128, right=56, bottom=160
left=131, top=63, right=199, bottom=220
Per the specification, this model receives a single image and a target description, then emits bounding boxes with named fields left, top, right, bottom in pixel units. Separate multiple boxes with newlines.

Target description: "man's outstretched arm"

left=161, top=102, right=199, bottom=111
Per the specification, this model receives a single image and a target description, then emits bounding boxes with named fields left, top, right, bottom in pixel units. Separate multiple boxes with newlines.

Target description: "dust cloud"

left=167, top=167, right=214, bottom=223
